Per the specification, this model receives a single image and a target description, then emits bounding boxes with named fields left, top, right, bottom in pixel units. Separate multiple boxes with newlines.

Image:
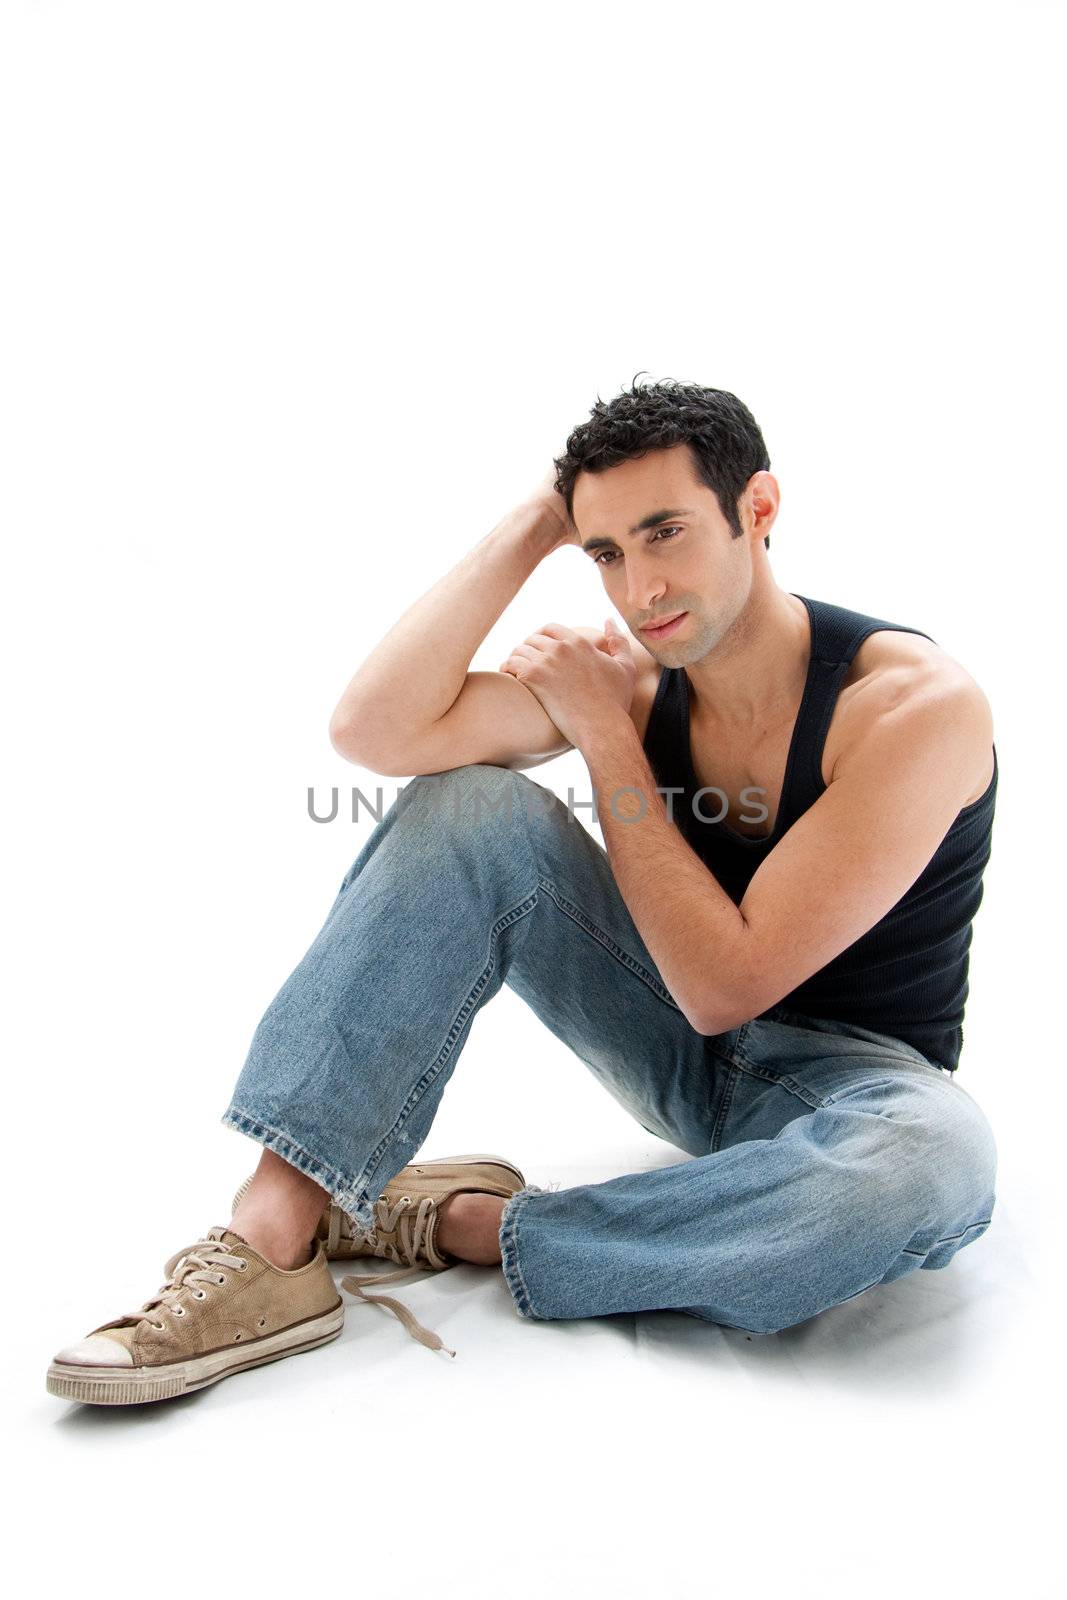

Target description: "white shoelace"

left=340, top=1194, right=457, bottom=1357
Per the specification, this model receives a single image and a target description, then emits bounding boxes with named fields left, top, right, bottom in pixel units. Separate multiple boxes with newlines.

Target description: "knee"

left=408, top=762, right=518, bottom=807
left=878, top=1081, right=998, bottom=1225
left=406, top=763, right=552, bottom=837
left=926, top=1085, right=995, bottom=1205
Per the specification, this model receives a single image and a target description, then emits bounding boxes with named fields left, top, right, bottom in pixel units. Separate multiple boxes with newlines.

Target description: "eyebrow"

left=580, top=508, right=697, bottom=554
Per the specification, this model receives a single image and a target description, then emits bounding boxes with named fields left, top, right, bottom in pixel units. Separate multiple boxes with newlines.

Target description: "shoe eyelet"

left=237, top=1259, right=247, bottom=1269
left=194, top=1289, right=206, bottom=1299
left=258, top=1318, right=266, bottom=1328
left=174, top=1306, right=186, bottom=1316
left=152, top=1321, right=164, bottom=1331
left=217, top=1275, right=225, bottom=1283
left=234, top=1331, right=242, bottom=1340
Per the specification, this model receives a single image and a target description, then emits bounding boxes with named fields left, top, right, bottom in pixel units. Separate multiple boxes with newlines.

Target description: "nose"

left=622, top=553, right=668, bottom=613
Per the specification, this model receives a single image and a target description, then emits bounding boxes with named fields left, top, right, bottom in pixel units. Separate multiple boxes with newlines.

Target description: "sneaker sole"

left=46, top=1301, right=345, bottom=1407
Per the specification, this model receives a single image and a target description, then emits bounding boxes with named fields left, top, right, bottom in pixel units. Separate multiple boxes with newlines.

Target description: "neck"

left=685, top=582, right=811, bottom=729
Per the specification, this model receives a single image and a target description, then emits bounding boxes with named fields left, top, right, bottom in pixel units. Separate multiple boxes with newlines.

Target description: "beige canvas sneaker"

left=232, top=1153, right=526, bottom=1357
left=46, top=1226, right=344, bottom=1406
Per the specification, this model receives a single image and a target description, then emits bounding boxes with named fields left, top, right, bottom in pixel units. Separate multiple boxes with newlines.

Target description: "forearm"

left=329, top=502, right=560, bottom=748
left=579, top=712, right=751, bottom=1035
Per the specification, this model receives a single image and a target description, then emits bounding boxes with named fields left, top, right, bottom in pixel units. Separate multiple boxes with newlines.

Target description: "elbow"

left=328, top=712, right=359, bottom=762
left=328, top=680, right=380, bottom=761
left=688, top=985, right=754, bottom=1039
left=690, top=1007, right=734, bottom=1039
left=677, top=993, right=726, bottom=1037
left=691, top=1006, right=747, bottom=1039
left=328, top=712, right=412, bottom=777
left=690, top=924, right=759, bottom=1036
left=329, top=708, right=379, bottom=766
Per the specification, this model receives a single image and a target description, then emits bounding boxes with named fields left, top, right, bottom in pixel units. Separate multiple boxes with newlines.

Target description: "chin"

left=672, top=641, right=713, bottom=670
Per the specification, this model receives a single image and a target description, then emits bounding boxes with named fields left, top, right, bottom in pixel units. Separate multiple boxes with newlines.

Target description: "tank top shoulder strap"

left=641, top=654, right=689, bottom=789
left=641, top=593, right=940, bottom=831
left=788, top=592, right=938, bottom=803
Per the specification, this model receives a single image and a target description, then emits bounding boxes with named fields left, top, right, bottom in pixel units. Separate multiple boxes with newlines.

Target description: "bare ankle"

left=230, top=1149, right=328, bottom=1270
left=231, top=1213, right=315, bottom=1271
left=436, top=1193, right=506, bottom=1266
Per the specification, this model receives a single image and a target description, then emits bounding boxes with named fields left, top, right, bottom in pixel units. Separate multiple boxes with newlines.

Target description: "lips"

left=640, top=611, right=687, bottom=635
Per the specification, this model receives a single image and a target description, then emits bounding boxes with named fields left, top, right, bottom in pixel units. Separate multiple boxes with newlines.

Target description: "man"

left=47, top=378, right=999, bottom=1404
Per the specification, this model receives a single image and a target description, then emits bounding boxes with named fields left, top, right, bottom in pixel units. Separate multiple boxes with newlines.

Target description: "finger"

left=512, top=638, right=552, bottom=659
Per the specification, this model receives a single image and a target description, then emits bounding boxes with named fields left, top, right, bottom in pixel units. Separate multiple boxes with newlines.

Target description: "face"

left=572, top=442, right=772, bottom=667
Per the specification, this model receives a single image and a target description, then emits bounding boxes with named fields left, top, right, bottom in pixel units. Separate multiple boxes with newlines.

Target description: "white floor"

left=14, top=997, right=1061, bottom=1600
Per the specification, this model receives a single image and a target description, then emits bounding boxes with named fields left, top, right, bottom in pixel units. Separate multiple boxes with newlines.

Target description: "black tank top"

left=641, top=593, right=998, bottom=1073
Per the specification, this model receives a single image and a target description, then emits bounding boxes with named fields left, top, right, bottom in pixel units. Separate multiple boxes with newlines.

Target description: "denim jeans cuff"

left=498, top=1184, right=553, bottom=1320
left=220, top=1103, right=380, bottom=1233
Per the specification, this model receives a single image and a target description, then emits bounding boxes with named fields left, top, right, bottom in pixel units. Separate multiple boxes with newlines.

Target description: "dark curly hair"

left=554, top=373, right=772, bottom=552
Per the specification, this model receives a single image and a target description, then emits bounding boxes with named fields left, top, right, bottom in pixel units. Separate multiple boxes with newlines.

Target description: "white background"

left=2, top=2, right=1063, bottom=1596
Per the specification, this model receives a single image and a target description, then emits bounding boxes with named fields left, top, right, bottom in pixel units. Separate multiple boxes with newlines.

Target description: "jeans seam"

left=822, top=1074, right=966, bottom=1109
left=900, top=1218, right=993, bottom=1258
left=730, top=1056, right=827, bottom=1111
left=710, top=1064, right=740, bottom=1152
left=730, top=1042, right=954, bottom=1112
left=355, top=886, right=541, bottom=1196
left=223, top=885, right=542, bottom=1225
left=537, top=875, right=682, bottom=1015
left=741, top=1012, right=953, bottom=1075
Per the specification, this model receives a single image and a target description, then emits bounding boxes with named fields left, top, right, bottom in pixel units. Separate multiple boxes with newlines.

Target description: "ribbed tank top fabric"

left=640, top=593, right=998, bottom=1073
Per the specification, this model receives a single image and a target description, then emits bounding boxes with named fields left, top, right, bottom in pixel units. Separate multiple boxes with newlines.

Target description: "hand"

left=522, top=466, right=581, bottom=552
left=499, top=617, right=636, bottom=748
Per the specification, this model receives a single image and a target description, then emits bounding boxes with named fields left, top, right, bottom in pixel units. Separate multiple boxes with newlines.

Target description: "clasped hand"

left=498, top=618, right=636, bottom=749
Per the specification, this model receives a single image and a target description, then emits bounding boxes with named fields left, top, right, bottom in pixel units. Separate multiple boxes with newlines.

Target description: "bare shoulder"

left=834, top=628, right=996, bottom=805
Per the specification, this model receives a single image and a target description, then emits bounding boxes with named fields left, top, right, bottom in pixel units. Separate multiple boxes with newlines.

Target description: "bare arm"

left=328, top=486, right=580, bottom=774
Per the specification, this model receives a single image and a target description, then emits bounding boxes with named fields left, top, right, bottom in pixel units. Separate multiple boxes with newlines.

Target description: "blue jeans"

left=222, top=763, right=997, bottom=1336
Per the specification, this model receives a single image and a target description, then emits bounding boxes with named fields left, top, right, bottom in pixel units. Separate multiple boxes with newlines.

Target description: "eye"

left=593, top=526, right=682, bottom=567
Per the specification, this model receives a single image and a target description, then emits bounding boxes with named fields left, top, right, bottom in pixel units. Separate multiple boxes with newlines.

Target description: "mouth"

left=639, top=611, right=688, bottom=640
